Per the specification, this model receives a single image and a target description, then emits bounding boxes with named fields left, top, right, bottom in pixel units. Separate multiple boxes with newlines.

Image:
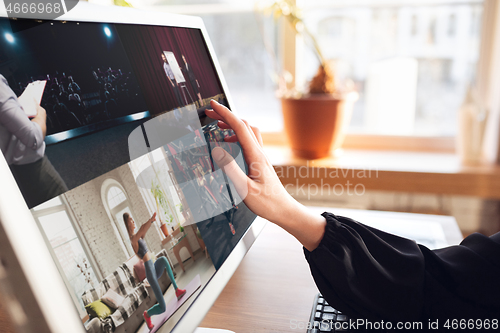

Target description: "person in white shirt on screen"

left=181, top=54, right=204, bottom=106
left=0, top=74, right=67, bottom=208
left=161, top=52, right=183, bottom=108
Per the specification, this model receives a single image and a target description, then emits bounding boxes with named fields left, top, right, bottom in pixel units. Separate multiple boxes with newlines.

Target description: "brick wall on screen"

left=65, top=170, right=127, bottom=278
left=65, top=163, right=164, bottom=278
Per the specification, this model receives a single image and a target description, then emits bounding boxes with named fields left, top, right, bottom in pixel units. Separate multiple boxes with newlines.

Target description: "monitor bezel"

left=0, top=2, right=266, bottom=332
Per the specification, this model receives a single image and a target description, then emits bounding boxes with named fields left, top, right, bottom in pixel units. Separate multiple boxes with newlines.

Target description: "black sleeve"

left=303, top=212, right=500, bottom=323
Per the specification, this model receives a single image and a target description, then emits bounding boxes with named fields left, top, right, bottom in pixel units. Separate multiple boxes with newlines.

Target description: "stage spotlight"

left=104, top=27, right=111, bottom=37
left=4, top=33, right=14, bottom=43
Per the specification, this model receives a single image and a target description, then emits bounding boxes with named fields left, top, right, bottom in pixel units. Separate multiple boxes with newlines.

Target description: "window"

left=102, top=180, right=135, bottom=257
left=107, top=186, right=127, bottom=209
left=448, top=14, right=456, bottom=37
left=129, top=148, right=184, bottom=230
left=411, top=15, right=418, bottom=36
left=32, top=197, right=99, bottom=318
left=428, top=16, right=437, bottom=45
left=98, top=0, right=485, bottom=142
left=302, top=0, right=483, bottom=136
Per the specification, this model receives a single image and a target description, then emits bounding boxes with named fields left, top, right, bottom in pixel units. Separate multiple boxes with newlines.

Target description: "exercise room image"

left=29, top=145, right=219, bottom=333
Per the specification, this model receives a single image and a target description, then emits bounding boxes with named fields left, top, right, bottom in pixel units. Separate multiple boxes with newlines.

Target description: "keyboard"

left=307, top=293, right=350, bottom=332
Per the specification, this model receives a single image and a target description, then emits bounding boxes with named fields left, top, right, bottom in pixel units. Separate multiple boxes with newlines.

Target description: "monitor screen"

left=1, top=15, right=256, bottom=333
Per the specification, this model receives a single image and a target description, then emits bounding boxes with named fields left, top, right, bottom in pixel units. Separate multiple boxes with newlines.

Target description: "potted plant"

left=164, top=214, right=174, bottom=235
left=258, top=0, right=358, bottom=159
left=151, top=180, right=172, bottom=238
left=179, top=203, right=189, bottom=222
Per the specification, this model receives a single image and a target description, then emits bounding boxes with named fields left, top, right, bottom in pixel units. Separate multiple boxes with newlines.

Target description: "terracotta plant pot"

left=281, top=92, right=358, bottom=159
left=160, top=223, right=169, bottom=238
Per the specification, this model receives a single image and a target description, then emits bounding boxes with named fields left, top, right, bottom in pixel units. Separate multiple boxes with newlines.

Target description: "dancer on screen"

left=123, top=212, right=186, bottom=330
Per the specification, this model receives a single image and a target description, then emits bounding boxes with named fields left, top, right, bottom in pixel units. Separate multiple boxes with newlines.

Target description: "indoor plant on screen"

left=258, top=0, right=358, bottom=159
left=151, top=180, right=172, bottom=238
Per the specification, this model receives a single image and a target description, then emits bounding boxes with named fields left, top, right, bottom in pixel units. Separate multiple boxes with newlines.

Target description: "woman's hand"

left=206, top=100, right=326, bottom=251
left=205, top=101, right=291, bottom=224
left=137, top=212, right=157, bottom=238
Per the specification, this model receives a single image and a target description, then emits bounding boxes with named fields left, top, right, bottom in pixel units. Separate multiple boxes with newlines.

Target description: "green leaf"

left=114, top=0, right=133, bottom=7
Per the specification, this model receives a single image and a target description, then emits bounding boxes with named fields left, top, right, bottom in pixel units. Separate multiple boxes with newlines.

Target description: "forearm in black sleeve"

left=304, top=213, right=500, bottom=323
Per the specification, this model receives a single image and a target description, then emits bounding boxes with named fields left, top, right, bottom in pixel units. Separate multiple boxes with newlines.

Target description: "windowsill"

left=262, top=132, right=456, bottom=153
left=264, top=144, right=500, bottom=199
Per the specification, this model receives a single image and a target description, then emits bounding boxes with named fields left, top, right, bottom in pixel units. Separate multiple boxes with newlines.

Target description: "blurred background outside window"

left=92, top=0, right=484, bottom=137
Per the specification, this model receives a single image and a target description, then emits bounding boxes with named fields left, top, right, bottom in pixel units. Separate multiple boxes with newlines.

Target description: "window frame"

left=101, top=179, right=136, bottom=257
left=128, top=150, right=183, bottom=229
left=31, top=195, right=101, bottom=318
left=291, top=0, right=485, bottom=151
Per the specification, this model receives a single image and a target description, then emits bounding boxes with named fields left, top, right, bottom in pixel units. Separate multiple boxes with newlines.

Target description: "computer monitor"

left=0, top=3, right=265, bottom=333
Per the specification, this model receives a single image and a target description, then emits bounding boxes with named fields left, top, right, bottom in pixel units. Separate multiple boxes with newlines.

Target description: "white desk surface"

left=201, top=207, right=463, bottom=333
left=306, top=206, right=463, bottom=248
